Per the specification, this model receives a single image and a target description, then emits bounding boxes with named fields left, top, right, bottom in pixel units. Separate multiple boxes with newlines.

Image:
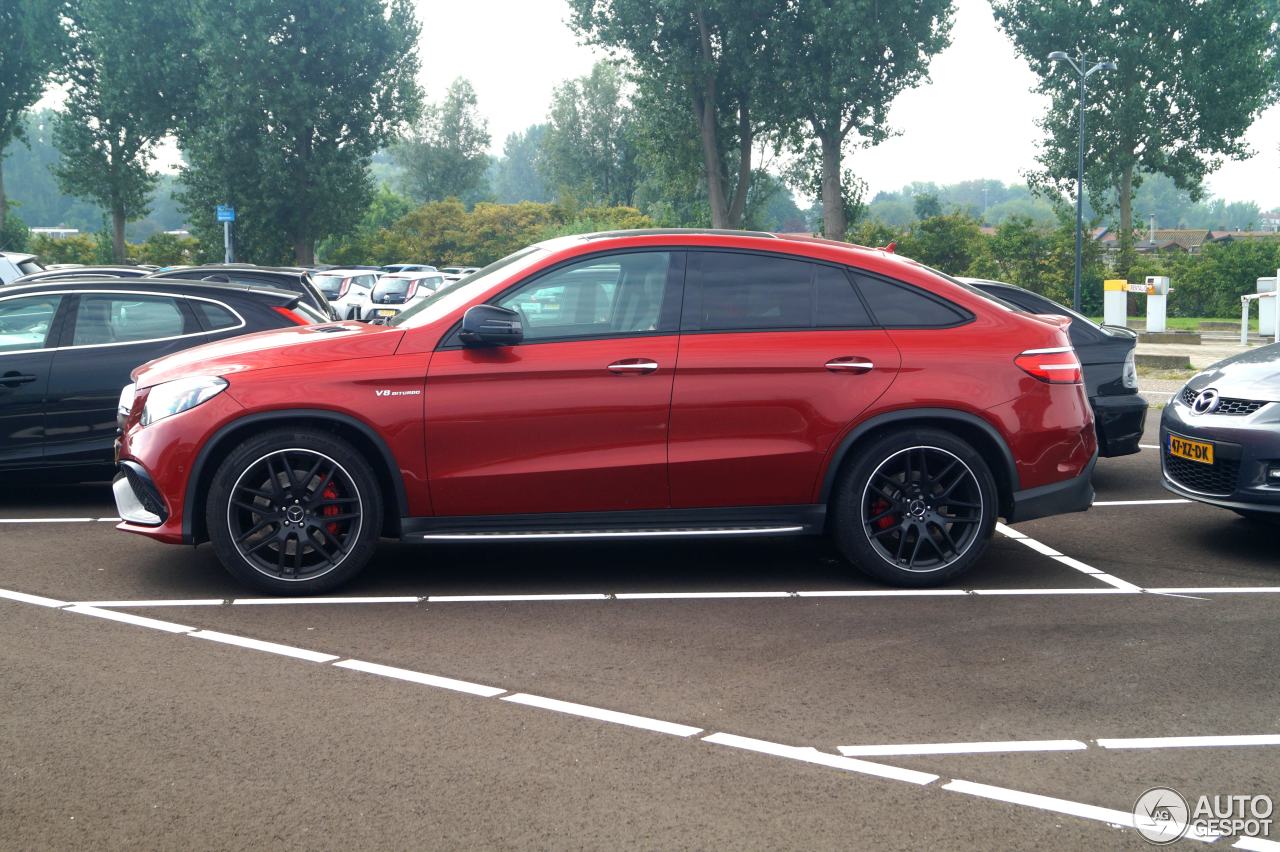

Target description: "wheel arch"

left=183, top=409, right=409, bottom=544
left=819, top=408, right=1019, bottom=520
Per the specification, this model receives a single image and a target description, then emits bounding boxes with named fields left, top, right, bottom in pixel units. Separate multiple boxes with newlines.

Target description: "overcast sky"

left=416, top=0, right=1280, bottom=209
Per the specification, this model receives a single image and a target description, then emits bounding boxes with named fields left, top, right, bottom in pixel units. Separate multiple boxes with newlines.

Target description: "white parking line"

left=77, top=599, right=227, bottom=607
left=0, top=516, right=117, bottom=523
left=1093, top=499, right=1191, bottom=506
left=334, top=659, right=506, bottom=697
left=503, top=693, right=703, bottom=737
left=189, top=629, right=340, bottom=662
left=702, top=733, right=938, bottom=784
left=63, top=604, right=193, bottom=633
left=1147, top=587, right=1280, bottom=595
left=1140, top=444, right=1163, bottom=449
left=995, top=524, right=1141, bottom=592
left=1098, top=735, right=1280, bottom=750
left=233, top=596, right=423, bottom=605
left=838, top=740, right=1086, bottom=757
left=1234, top=836, right=1280, bottom=851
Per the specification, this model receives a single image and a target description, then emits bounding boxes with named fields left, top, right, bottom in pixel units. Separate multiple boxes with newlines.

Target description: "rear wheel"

left=831, top=429, right=997, bottom=586
left=206, top=429, right=382, bottom=594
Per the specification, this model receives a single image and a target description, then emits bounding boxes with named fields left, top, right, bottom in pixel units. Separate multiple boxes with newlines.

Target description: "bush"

left=29, top=233, right=100, bottom=265
left=0, top=214, right=30, bottom=252
left=135, top=232, right=201, bottom=266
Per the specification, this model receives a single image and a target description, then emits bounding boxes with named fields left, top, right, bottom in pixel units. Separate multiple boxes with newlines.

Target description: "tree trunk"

left=725, top=102, right=751, bottom=229
left=819, top=132, right=844, bottom=240
left=111, top=205, right=127, bottom=263
left=0, top=165, right=8, bottom=233
left=1117, top=163, right=1135, bottom=278
left=293, top=235, right=315, bottom=267
left=694, top=91, right=729, bottom=229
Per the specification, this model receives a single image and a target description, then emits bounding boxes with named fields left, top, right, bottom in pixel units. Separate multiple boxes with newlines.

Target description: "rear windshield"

left=312, top=274, right=345, bottom=297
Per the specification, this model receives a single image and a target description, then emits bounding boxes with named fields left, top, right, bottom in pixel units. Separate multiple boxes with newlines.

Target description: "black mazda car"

left=965, top=278, right=1146, bottom=457
left=0, top=277, right=328, bottom=480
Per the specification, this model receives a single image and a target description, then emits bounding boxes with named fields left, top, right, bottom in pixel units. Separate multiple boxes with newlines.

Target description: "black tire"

left=206, top=428, right=383, bottom=594
left=830, top=428, right=997, bottom=587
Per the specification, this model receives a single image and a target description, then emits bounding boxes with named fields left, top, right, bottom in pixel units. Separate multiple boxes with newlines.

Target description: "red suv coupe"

left=114, top=230, right=1096, bottom=593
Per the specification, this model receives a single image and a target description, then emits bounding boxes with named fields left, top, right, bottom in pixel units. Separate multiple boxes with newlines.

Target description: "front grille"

left=1165, top=453, right=1240, bottom=496
left=1179, top=386, right=1266, bottom=416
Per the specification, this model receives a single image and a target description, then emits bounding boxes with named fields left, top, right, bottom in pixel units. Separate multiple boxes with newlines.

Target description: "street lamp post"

left=1048, top=51, right=1115, bottom=313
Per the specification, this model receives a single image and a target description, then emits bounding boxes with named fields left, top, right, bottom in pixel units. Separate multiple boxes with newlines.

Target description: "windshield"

left=312, top=274, right=346, bottom=297
left=390, top=246, right=550, bottom=328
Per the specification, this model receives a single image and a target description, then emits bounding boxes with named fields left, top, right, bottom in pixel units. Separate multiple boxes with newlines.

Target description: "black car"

left=1162, top=344, right=1280, bottom=521
left=0, top=277, right=327, bottom=479
left=965, top=278, right=1147, bottom=457
left=147, top=264, right=337, bottom=320
left=12, top=266, right=155, bottom=284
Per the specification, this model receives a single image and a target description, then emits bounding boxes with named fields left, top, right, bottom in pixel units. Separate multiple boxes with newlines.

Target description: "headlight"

left=140, top=376, right=228, bottom=427
left=117, top=383, right=136, bottom=429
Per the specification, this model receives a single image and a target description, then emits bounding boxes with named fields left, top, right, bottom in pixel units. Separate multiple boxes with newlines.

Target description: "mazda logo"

left=1191, top=388, right=1221, bottom=415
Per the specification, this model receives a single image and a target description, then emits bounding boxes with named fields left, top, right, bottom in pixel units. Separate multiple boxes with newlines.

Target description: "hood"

left=132, top=321, right=405, bottom=389
left=1188, top=342, right=1280, bottom=402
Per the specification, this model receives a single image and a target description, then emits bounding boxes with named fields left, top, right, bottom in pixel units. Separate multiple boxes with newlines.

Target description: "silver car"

left=1161, top=343, right=1280, bottom=520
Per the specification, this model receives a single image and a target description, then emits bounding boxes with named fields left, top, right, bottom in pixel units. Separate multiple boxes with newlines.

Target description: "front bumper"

left=1093, top=392, right=1146, bottom=457
left=1160, top=399, right=1280, bottom=512
left=1007, top=451, right=1097, bottom=523
left=113, top=461, right=168, bottom=526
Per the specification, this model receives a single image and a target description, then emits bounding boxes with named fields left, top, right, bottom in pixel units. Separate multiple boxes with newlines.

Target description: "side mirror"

left=459, top=304, right=523, bottom=346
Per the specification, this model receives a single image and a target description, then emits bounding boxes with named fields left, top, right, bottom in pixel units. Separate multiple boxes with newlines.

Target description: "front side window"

left=72, top=295, right=188, bottom=346
left=0, top=295, right=62, bottom=353
left=495, top=251, right=673, bottom=342
left=689, top=251, right=872, bottom=331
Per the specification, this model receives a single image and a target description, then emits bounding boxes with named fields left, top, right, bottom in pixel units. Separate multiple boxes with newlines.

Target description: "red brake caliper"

left=871, top=498, right=896, bottom=530
left=322, top=483, right=341, bottom=534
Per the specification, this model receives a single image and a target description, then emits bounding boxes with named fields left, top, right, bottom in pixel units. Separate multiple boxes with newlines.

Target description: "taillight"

left=272, top=305, right=312, bottom=326
left=338, top=277, right=351, bottom=298
left=1014, top=347, right=1082, bottom=384
left=405, top=281, right=419, bottom=300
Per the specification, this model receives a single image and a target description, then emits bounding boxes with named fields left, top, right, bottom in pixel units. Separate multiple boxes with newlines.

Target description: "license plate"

left=1169, top=435, right=1214, bottom=465
left=376, top=309, right=397, bottom=317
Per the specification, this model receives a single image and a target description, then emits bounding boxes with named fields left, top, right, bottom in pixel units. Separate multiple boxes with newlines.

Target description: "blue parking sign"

left=216, top=205, right=236, bottom=222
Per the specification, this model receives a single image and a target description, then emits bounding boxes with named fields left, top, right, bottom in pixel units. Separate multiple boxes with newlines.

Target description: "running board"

left=399, top=505, right=825, bottom=542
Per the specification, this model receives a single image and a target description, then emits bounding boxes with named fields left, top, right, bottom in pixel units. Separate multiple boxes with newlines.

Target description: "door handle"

left=825, top=357, right=874, bottom=374
left=0, top=371, right=37, bottom=388
left=607, top=358, right=659, bottom=375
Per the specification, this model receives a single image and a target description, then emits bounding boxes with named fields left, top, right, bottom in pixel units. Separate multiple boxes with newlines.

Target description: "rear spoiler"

left=880, top=241, right=897, bottom=254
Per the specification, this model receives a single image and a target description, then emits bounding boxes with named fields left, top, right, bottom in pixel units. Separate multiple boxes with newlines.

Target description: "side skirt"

left=398, top=505, right=826, bottom=542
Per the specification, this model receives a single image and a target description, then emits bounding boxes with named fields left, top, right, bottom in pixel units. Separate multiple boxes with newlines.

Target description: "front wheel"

left=831, top=429, right=997, bottom=587
left=206, top=429, right=383, bottom=594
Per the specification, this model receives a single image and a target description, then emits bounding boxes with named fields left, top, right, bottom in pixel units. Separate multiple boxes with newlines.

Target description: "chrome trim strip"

left=419, top=526, right=804, bottom=541
left=826, top=361, right=874, bottom=370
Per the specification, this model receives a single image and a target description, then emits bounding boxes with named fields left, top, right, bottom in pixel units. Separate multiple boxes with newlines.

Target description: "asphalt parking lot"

left=3, top=407, right=1279, bottom=850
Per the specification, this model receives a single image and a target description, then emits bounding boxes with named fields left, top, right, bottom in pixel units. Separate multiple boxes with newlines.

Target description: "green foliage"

left=492, top=125, right=551, bottom=204
left=1130, top=239, right=1280, bottom=318
left=896, top=213, right=990, bottom=276
left=135, top=231, right=200, bottom=267
left=179, top=0, right=422, bottom=266
left=0, top=0, right=64, bottom=228
left=536, top=205, right=654, bottom=240
left=0, top=213, right=30, bottom=251
left=317, top=184, right=415, bottom=265
left=541, top=62, right=639, bottom=207
left=913, top=193, right=943, bottom=220
left=394, top=77, right=490, bottom=205
left=29, top=233, right=100, bottom=265
left=993, top=0, right=1280, bottom=270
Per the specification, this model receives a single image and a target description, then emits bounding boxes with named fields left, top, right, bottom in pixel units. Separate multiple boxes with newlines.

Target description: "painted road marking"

left=996, top=524, right=1141, bottom=592
left=77, top=599, right=227, bottom=608
left=503, top=693, right=703, bottom=737
left=0, top=585, right=1267, bottom=846
left=233, top=596, right=424, bottom=606
left=702, top=733, right=938, bottom=784
left=838, top=740, right=1086, bottom=757
left=1139, top=443, right=1163, bottom=449
left=1093, top=499, right=1192, bottom=506
left=1234, top=837, right=1280, bottom=851
left=334, top=659, right=506, bottom=697
left=0, top=588, right=68, bottom=607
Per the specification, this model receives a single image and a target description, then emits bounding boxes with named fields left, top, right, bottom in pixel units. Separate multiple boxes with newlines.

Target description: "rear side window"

left=689, top=252, right=871, bottom=331
left=72, top=295, right=188, bottom=345
left=853, top=274, right=969, bottom=328
left=193, top=301, right=240, bottom=331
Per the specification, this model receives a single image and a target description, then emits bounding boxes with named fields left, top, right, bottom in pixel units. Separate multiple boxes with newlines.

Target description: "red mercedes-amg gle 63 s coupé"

left=114, top=230, right=1096, bottom=593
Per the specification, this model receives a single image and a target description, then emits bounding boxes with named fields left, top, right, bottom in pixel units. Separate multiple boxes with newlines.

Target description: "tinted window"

left=691, top=253, right=871, bottom=331
left=497, top=251, right=671, bottom=341
left=312, top=274, right=346, bottom=298
left=854, top=274, right=968, bottom=328
left=72, top=295, right=186, bottom=345
left=0, top=295, right=61, bottom=353
left=194, top=301, right=240, bottom=330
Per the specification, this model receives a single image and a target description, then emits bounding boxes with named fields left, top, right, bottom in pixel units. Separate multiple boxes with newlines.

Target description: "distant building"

left=1094, top=227, right=1212, bottom=254
left=28, top=227, right=80, bottom=239
left=1258, top=210, right=1280, bottom=232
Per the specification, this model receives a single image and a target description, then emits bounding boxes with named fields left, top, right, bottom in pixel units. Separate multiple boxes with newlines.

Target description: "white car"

left=363, top=270, right=447, bottom=321
left=0, top=252, right=43, bottom=285
left=440, top=266, right=480, bottom=282
left=311, top=269, right=381, bottom=320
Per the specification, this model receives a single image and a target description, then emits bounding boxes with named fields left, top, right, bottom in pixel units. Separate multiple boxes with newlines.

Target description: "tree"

left=541, top=62, right=639, bottom=206
left=179, top=0, right=421, bottom=266
left=775, top=0, right=952, bottom=239
left=492, top=124, right=551, bottom=203
left=394, top=77, right=490, bottom=204
left=0, top=0, right=63, bottom=232
left=993, top=0, right=1280, bottom=275
left=52, top=0, right=195, bottom=261
left=568, top=0, right=777, bottom=229
left=896, top=212, right=989, bottom=276
left=913, top=193, right=943, bottom=219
